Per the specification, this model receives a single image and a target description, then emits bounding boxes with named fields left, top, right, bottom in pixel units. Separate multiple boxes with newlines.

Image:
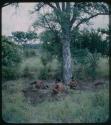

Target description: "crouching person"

left=30, top=80, right=49, bottom=89
left=68, top=79, right=78, bottom=89
left=52, top=82, right=65, bottom=95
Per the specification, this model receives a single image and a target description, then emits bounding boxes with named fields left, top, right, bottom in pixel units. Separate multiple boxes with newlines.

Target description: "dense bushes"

left=40, top=29, right=109, bottom=63
left=71, top=29, right=109, bottom=56
left=20, top=47, right=108, bottom=81
left=20, top=56, right=61, bottom=80
left=2, top=36, right=23, bottom=80
left=72, top=49, right=108, bottom=81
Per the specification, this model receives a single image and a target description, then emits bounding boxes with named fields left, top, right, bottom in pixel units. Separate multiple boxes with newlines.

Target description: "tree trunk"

left=61, top=31, right=72, bottom=85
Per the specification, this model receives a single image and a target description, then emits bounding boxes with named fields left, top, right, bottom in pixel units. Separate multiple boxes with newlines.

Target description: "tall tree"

left=33, top=2, right=109, bottom=85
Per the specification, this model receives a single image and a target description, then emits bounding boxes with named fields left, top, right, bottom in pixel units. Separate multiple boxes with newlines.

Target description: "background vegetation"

left=2, top=2, right=109, bottom=122
left=2, top=26, right=109, bottom=123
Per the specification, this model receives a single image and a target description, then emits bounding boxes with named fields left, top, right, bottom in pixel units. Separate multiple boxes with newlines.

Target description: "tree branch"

left=43, top=15, right=57, bottom=34
left=2, top=3, right=11, bottom=7
left=35, top=3, right=45, bottom=11
left=70, top=16, right=76, bottom=27
left=55, top=3, right=61, bottom=11
left=62, top=2, right=65, bottom=11
left=46, top=2, right=58, bottom=11
left=75, top=12, right=110, bottom=28
left=70, top=3, right=82, bottom=27
left=66, top=2, right=70, bottom=12
left=1, top=2, right=19, bottom=8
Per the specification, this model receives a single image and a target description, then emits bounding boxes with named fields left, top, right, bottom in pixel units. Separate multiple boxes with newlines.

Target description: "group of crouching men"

left=30, top=78, right=78, bottom=95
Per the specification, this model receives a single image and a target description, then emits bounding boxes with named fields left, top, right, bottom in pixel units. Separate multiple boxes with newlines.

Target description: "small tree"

left=12, top=31, right=37, bottom=46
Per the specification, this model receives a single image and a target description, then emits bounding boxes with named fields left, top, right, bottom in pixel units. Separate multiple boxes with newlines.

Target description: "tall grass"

left=2, top=79, right=109, bottom=123
left=2, top=55, right=109, bottom=123
left=20, top=56, right=60, bottom=80
left=96, top=57, right=109, bottom=78
left=72, top=56, right=109, bottom=80
left=20, top=57, right=43, bottom=79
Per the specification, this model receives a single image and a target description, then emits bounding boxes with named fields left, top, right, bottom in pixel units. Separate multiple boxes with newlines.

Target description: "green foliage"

left=2, top=67, right=21, bottom=80
left=72, top=49, right=104, bottom=80
left=85, top=51, right=100, bottom=80
left=40, top=51, right=54, bottom=65
left=2, top=80, right=32, bottom=123
left=71, top=29, right=109, bottom=56
left=20, top=53, right=108, bottom=81
left=39, top=66, right=50, bottom=80
left=12, top=31, right=26, bottom=44
left=23, top=48, right=37, bottom=58
left=12, top=31, right=37, bottom=45
left=2, top=36, right=22, bottom=66
left=20, top=57, right=43, bottom=80
left=2, top=36, right=23, bottom=80
left=96, top=57, right=109, bottom=78
left=22, top=66, right=35, bottom=79
left=2, top=79, right=109, bottom=123
left=20, top=54, right=61, bottom=80
left=40, top=28, right=109, bottom=63
left=39, top=52, right=52, bottom=80
left=40, top=30, right=62, bottom=61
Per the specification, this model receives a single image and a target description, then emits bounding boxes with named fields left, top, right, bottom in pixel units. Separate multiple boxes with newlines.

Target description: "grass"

left=2, top=79, right=109, bottom=123
left=96, top=57, right=109, bottom=78
left=2, top=56, right=109, bottom=123
left=20, top=56, right=60, bottom=80
left=72, top=56, right=109, bottom=80
left=20, top=57, right=43, bottom=79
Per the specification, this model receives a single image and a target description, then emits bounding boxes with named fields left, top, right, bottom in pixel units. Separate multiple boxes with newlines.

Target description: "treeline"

left=40, top=28, right=109, bottom=61
left=2, top=27, right=109, bottom=81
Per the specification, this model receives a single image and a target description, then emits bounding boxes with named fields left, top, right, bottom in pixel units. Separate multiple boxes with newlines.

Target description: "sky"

left=2, top=3, right=109, bottom=36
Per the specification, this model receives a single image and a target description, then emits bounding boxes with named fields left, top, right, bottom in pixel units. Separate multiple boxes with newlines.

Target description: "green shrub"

left=96, top=57, right=109, bottom=78
left=39, top=66, right=49, bottom=80
left=2, top=36, right=23, bottom=80
left=22, top=66, right=36, bottom=79
left=2, top=66, right=21, bottom=80
left=72, top=49, right=101, bottom=80
left=24, top=48, right=36, bottom=58
left=39, top=57, right=62, bottom=80
left=20, top=57, right=43, bottom=79
left=85, top=51, right=100, bottom=80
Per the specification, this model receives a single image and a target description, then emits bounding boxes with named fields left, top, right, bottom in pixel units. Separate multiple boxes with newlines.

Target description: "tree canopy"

left=12, top=31, right=37, bottom=45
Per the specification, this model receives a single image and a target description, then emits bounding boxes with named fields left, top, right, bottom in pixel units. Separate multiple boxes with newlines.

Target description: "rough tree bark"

left=62, top=37, right=72, bottom=85
left=61, top=22, right=72, bottom=85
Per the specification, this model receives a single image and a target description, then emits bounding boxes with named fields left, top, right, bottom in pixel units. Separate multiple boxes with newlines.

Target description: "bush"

left=22, top=66, right=36, bottom=79
left=2, top=36, right=23, bottom=80
left=20, top=57, right=43, bottom=80
left=39, top=66, right=49, bottom=80
left=72, top=49, right=101, bottom=81
left=24, top=48, right=36, bottom=58
left=39, top=57, right=62, bottom=80
left=85, top=51, right=100, bottom=80
left=96, top=57, right=109, bottom=78
left=2, top=67, right=21, bottom=80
